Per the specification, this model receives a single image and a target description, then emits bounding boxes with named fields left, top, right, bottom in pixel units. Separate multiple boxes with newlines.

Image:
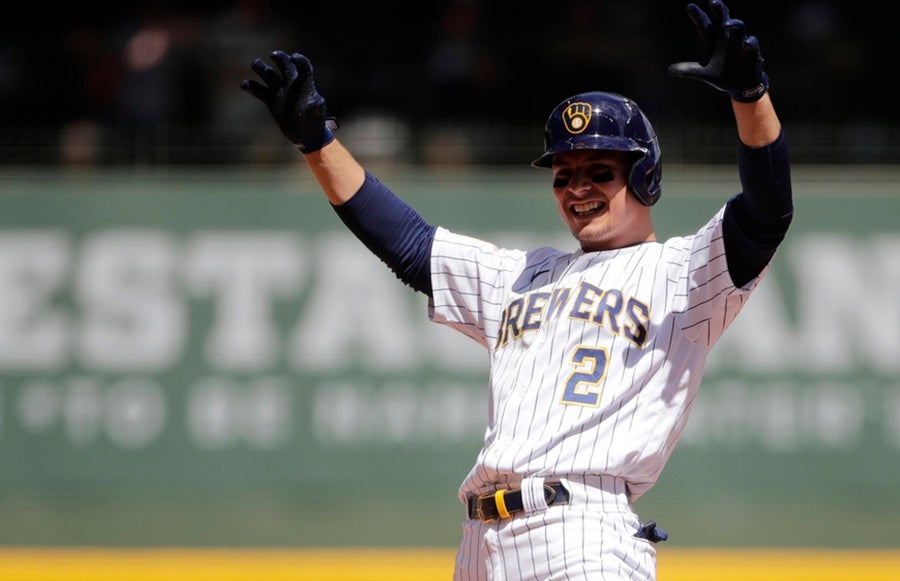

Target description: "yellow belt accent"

left=493, top=489, right=510, bottom=519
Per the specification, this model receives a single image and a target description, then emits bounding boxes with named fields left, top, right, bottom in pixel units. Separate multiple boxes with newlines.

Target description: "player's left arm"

left=669, top=0, right=793, bottom=288
left=725, top=94, right=793, bottom=288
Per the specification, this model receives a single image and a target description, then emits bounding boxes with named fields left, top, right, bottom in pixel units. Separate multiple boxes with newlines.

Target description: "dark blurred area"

left=1, top=0, right=896, bottom=167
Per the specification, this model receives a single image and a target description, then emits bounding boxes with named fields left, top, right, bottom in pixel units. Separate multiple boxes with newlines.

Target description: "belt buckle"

left=544, top=483, right=558, bottom=503
left=475, top=490, right=502, bottom=522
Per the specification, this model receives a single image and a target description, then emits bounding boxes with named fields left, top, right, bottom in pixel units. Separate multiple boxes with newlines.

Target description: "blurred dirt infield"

left=0, top=547, right=898, bottom=580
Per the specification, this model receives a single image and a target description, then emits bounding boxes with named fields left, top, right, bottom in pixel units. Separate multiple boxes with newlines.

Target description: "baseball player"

left=241, top=0, right=792, bottom=578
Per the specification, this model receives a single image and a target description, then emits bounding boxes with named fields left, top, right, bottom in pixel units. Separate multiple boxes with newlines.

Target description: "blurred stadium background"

left=1, top=1, right=899, bottom=579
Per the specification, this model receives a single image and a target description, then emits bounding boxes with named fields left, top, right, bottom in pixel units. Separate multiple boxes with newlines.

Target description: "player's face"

left=551, top=150, right=655, bottom=251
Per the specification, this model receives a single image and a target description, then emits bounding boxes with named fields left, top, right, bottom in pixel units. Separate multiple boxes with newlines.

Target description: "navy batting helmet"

left=532, top=91, right=662, bottom=206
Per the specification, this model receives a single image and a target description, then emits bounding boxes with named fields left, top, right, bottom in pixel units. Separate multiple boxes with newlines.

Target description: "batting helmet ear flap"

left=629, top=142, right=663, bottom=207
left=532, top=91, right=663, bottom=206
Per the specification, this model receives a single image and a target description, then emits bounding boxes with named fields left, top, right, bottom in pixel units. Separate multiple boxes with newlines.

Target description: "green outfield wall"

left=0, top=165, right=898, bottom=549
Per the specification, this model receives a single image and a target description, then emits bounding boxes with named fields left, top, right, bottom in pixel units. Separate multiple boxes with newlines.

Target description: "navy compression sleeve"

left=723, top=130, right=794, bottom=288
left=331, top=171, right=436, bottom=296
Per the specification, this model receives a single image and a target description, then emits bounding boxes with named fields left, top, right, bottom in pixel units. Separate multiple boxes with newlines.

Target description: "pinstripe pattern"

left=430, top=205, right=771, bottom=580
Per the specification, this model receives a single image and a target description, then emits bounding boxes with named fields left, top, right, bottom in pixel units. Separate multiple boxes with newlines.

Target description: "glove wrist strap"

left=296, top=128, right=334, bottom=154
left=296, top=118, right=339, bottom=154
left=729, top=72, right=769, bottom=103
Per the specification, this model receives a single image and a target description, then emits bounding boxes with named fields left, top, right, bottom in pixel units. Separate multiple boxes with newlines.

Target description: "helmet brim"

left=531, top=134, right=647, bottom=168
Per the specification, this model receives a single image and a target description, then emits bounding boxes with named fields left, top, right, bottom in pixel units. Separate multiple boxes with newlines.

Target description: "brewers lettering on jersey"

left=241, top=0, right=794, bottom=578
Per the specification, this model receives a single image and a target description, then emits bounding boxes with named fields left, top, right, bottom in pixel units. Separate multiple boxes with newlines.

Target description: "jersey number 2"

left=560, top=346, right=608, bottom=407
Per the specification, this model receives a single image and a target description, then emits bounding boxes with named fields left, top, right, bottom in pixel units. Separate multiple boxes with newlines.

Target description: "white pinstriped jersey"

left=429, top=204, right=769, bottom=504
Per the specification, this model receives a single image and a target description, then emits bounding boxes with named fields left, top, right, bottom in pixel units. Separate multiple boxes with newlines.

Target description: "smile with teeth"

left=572, top=200, right=605, bottom=216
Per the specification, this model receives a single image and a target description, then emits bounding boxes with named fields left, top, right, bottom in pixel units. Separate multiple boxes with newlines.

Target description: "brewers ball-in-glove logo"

left=563, top=102, right=593, bottom=134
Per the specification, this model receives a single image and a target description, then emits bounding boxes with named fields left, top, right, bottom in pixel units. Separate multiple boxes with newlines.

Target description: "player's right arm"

left=241, top=51, right=436, bottom=296
left=239, top=50, right=364, bottom=204
left=303, top=139, right=366, bottom=206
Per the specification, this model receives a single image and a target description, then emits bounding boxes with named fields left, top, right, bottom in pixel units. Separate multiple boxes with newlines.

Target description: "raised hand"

left=668, top=0, right=768, bottom=102
left=241, top=51, right=337, bottom=152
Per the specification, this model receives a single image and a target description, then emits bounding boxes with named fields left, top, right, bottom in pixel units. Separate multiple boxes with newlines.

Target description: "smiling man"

left=241, top=1, right=793, bottom=579
left=535, top=93, right=659, bottom=253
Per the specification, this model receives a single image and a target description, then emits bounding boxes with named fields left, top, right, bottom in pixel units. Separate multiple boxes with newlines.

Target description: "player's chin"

left=568, top=212, right=606, bottom=232
left=571, top=224, right=611, bottom=251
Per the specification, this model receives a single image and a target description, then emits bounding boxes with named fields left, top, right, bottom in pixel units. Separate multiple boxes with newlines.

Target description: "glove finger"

left=684, top=3, right=714, bottom=59
left=270, top=50, right=298, bottom=86
left=724, top=18, right=746, bottom=37
left=743, top=34, right=761, bottom=55
left=250, top=58, right=283, bottom=91
left=707, top=0, right=730, bottom=27
left=280, top=55, right=310, bottom=116
left=240, top=79, right=274, bottom=105
left=724, top=19, right=749, bottom=53
left=268, top=49, right=291, bottom=67
left=289, top=52, right=325, bottom=112
left=290, top=53, right=314, bottom=78
left=685, top=2, right=711, bottom=36
left=289, top=53, right=315, bottom=96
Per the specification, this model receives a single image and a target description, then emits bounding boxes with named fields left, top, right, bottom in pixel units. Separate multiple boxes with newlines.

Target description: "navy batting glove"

left=667, top=0, right=768, bottom=103
left=241, top=50, right=337, bottom=153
